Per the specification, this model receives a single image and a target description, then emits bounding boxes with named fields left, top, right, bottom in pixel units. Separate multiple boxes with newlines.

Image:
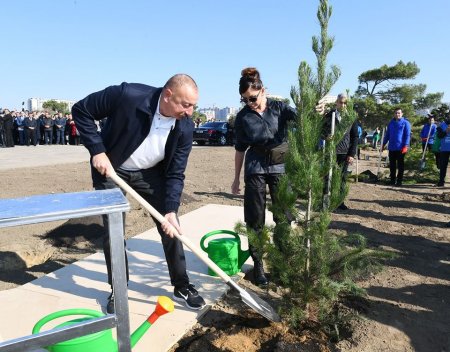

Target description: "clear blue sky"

left=1, top=0, right=449, bottom=111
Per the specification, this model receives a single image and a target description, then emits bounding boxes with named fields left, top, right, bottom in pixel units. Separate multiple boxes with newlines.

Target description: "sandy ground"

left=0, top=145, right=449, bottom=351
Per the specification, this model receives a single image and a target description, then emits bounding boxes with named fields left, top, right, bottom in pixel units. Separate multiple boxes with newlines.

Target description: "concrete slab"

left=0, top=204, right=273, bottom=352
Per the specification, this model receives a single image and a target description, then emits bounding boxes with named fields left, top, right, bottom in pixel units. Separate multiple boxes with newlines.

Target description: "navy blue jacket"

left=322, top=109, right=359, bottom=157
left=72, top=82, right=194, bottom=213
left=54, top=117, right=67, bottom=130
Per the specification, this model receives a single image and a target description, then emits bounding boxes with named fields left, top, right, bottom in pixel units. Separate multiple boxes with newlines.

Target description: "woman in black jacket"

left=231, top=67, right=296, bottom=285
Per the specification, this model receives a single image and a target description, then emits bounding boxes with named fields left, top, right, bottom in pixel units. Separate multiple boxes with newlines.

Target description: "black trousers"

left=439, top=151, right=450, bottom=184
left=244, top=173, right=282, bottom=260
left=388, top=150, right=405, bottom=184
left=44, top=130, right=53, bottom=144
left=94, top=167, right=189, bottom=290
left=26, top=129, right=37, bottom=146
left=4, top=129, right=14, bottom=147
left=323, top=154, right=349, bottom=207
left=336, top=154, right=350, bottom=201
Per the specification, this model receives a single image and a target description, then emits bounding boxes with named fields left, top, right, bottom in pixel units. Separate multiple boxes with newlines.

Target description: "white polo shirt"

left=120, top=98, right=176, bottom=171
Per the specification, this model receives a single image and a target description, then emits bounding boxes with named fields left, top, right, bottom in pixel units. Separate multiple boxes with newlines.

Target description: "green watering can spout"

left=130, top=296, right=174, bottom=347
left=32, top=296, right=174, bottom=351
left=200, top=230, right=250, bottom=276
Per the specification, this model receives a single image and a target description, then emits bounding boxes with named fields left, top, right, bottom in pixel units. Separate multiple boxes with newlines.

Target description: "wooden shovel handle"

left=108, top=171, right=233, bottom=284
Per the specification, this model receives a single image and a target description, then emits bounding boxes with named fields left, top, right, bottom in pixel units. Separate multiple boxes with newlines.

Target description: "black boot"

left=253, top=259, right=268, bottom=286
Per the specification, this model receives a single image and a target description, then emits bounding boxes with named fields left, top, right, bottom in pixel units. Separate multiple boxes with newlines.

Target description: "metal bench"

left=0, top=188, right=131, bottom=352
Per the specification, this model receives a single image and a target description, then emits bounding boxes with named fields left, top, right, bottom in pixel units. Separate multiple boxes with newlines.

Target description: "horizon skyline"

left=4, top=92, right=449, bottom=115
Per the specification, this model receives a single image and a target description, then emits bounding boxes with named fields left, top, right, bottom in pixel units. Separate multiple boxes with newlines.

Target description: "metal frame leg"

left=108, top=212, right=131, bottom=352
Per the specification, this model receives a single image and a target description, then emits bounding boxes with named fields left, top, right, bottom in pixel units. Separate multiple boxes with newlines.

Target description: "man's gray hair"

left=337, top=93, right=347, bottom=101
left=164, top=74, right=198, bottom=90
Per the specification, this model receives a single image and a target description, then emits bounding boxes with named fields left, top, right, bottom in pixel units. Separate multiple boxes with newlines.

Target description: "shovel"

left=323, top=111, right=336, bottom=210
left=355, top=151, right=359, bottom=183
left=109, top=171, right=281, bottom=323
left=376, top=127, right=386, bottom=181
left=419, top=124, right=433, bottom=170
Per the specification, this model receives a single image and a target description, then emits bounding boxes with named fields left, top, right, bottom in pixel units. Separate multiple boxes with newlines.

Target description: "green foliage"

left=242, top=0, right=392, bottom=333
left=415, top=92, right=444, bottom=111
left=403, top=144, right=439, bottom=184
left=42, top=100, right=68, bottom=114
left=268, top=216, right=392, bottom=327
left=383, top=84, right=426, bottom=105
left=357, top=61, right=419, bottom=96
left=227, top=114, right=236, bottom=127
left=269, top=96, right=291, bottom=105
left=191, top=106, right=207, bottom=125
left=431, top=104, right=450, bottom=120
left=355, top=61, right=443, bottom=129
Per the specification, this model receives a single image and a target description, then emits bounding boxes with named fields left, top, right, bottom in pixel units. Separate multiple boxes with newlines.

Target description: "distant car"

left=365, top=130, right=377, bottom=144
left=193, top=121, right=234, bottom=146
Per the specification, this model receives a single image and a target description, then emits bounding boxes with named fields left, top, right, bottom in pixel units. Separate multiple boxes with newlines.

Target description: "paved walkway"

left=0, top=145, right=90, bottom=170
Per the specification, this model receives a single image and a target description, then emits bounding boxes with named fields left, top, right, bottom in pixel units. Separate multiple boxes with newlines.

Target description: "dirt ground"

left=0, top=146, right=449, bottom=352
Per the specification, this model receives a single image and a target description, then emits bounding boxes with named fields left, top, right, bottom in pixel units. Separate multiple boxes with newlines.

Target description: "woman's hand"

left=231, top=179, right=241, bottom=195
left=346, top=156, right=354, bottom=164
left=232, top=151, right=245, bottom=195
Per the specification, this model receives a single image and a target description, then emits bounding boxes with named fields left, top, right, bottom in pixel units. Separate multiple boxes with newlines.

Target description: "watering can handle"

left=32, top=309, right=104, bottom=334
left=199, top=230, right=241, bottom=252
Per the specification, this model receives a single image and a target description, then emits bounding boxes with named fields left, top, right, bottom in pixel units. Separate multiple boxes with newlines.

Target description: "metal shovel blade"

left=109, top=171, right=281, bottom=323
left=239, top=286, right=281, bottom=322
left=420, top=159, right=426, bottom=170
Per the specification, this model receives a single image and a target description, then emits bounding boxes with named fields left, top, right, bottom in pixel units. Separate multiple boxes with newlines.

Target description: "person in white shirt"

left=72, top=75, right=205, bottom=313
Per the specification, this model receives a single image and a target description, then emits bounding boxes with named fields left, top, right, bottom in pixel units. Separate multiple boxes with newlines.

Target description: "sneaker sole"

left=172, top=294, right=205, bottom=310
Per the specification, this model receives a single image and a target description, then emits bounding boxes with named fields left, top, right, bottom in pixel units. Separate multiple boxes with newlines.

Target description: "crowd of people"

left=0, top=110, right=83, bottom=147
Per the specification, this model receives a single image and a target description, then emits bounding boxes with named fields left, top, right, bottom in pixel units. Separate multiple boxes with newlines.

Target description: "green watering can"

left=31, top=296, right=174, bottom=352
left=200, top=230, right=250, bottom=276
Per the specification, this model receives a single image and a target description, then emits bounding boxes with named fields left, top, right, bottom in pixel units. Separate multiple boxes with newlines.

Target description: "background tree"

left=430, top=103, right=450, bottom=120
left=191, top=105, right=207, bottom=126
left=354, top=61, right=443, bottom=129
left=227, top=114, right=236, bottom=127
left=356, top=61, right=419, bottom=99
left=42, top=100, right=69, bottom=114
left=415, top=93, right=445, bottom=111
left=268, top=96, right=291, bottom=105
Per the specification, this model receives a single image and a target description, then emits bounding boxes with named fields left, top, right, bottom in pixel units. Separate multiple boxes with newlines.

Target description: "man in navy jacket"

left=322, top=94, right=359, bottom=210
left=72, top=75, right=205, bottom=313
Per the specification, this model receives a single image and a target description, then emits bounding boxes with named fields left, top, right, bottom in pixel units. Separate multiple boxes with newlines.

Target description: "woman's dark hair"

left=239, top=67, right=263, bottom=95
